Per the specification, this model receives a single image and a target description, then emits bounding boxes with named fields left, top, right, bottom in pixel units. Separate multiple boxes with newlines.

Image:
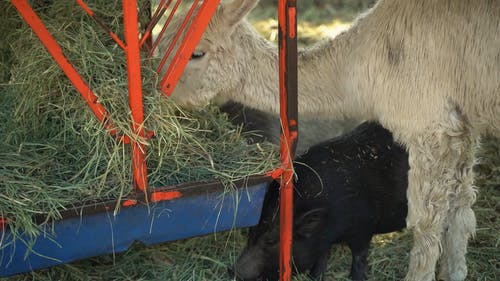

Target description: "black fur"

left=232, top=122, right=409, bottom=281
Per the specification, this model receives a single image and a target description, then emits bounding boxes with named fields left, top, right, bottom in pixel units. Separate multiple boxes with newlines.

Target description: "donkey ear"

left=221, top=0, right=259, bottom=26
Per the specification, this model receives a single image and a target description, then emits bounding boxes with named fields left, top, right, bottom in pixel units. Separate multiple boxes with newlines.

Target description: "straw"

left=0, top=0, right=278, bottom=247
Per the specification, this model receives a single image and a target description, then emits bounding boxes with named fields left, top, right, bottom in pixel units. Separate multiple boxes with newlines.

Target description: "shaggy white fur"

left=161, top=0, right=500, bottom=280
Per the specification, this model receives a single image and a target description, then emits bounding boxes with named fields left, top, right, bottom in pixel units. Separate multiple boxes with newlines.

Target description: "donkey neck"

left=230, top=21, right=353, bottom=120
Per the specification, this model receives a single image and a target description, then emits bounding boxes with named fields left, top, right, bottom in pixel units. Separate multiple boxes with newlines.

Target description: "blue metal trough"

left=0, top=176, right=270, bottom=277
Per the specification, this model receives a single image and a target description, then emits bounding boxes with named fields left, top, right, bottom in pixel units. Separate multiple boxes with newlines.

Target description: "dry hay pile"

left=0, top=0, right=278, bottom=244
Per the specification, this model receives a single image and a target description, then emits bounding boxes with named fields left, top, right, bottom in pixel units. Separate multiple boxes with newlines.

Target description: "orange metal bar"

left=156, top=0, right=200, bottom=75
left=147, top=0, right=182, bottom=58
left=123, top=0, right=148, bottom=193
left=150, top=190, right=182, bottom=203
left=278, top=0, right=298, bottom=281
left=11, top=0, right=118, bottom=136
left=139, top=0, right=172, bottom=48
left=0, top=218, right=7, bottom=231
left=160, top=0, right=220, bottom=95
left=76, top=0, right=126, bottom=50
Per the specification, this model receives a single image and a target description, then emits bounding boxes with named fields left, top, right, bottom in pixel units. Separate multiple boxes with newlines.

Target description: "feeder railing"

left=278, top=1, right=298, bottom=280
left=156, top=0, right=200, bottom=74
left=140, top=0, right=173, bottom=49
left=157, top=0, right=220, bottom=95
left=123, top=0, right=149, bottom=192
left=10, top=0, right=223, bottom=197
left=76, top=0, right=127, bottom=50
left=7, top=1, right=298, bottom=280
left=148, top=0, right=183, bottom=58
left=10, top=0, right=120, bottom=136
left=10, top=0, right=152, bottom=193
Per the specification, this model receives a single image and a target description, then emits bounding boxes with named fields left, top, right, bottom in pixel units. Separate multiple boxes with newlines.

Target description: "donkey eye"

left=190, top=50, right=206, bottom=60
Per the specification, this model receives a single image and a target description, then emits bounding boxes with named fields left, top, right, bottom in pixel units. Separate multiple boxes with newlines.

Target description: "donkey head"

left=158, top=0, right=259, bottom=108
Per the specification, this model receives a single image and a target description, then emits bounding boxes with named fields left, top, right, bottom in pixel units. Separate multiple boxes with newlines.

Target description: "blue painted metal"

left=0, top=181, right=269, bottom=277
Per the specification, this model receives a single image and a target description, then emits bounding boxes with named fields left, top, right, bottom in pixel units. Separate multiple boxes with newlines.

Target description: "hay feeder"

left=0, top=1, right=298, bottom=280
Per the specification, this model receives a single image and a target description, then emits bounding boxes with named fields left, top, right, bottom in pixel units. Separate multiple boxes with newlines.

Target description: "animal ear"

left=295, top=208, right=328, bottom=237
left=220, top=0, right=259, bottom=27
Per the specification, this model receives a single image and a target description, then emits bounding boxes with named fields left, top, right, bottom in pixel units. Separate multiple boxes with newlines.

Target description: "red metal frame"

left=159, top=0, right=220, bottom=95
left=10, top=0, right=151, bottom=193
left=140, top=0, right=154, bottom=50
left=76, top=0, right=127, bottom=50
left=8, top=2, right=298, bottom=280
left=140, top=0, right=173, bottom=48
left=0, top=218, right=7, bottom=231
left=156, top=0, right=200, bottom=74
left=123, top=0, right=148, bottom=193
left=148, top=0, right=183, bottom=58
left=10, top=0, right=119, bottom=136
left=278, top=1, right=298, bottom=281
left=10, top=0, right=223, bottom=196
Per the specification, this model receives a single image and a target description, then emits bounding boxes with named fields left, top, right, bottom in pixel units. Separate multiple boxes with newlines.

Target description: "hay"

left=0, top=0, right=278, bottom=243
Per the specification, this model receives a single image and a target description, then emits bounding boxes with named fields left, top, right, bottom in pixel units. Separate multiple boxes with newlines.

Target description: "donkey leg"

left=438, top=204, right=476, bottom=281
left=404, top=141, right=449, bottom=281
left=404, top=106, right=477, bottom=281
left=437, top=129, right=478, bottom=281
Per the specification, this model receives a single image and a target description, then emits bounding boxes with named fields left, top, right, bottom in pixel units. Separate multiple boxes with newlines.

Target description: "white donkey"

left=161, top=0, right=500, bottom=280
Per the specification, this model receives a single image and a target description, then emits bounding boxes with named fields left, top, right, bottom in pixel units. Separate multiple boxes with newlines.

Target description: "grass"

left=1, top=0, right=498, bottom=280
